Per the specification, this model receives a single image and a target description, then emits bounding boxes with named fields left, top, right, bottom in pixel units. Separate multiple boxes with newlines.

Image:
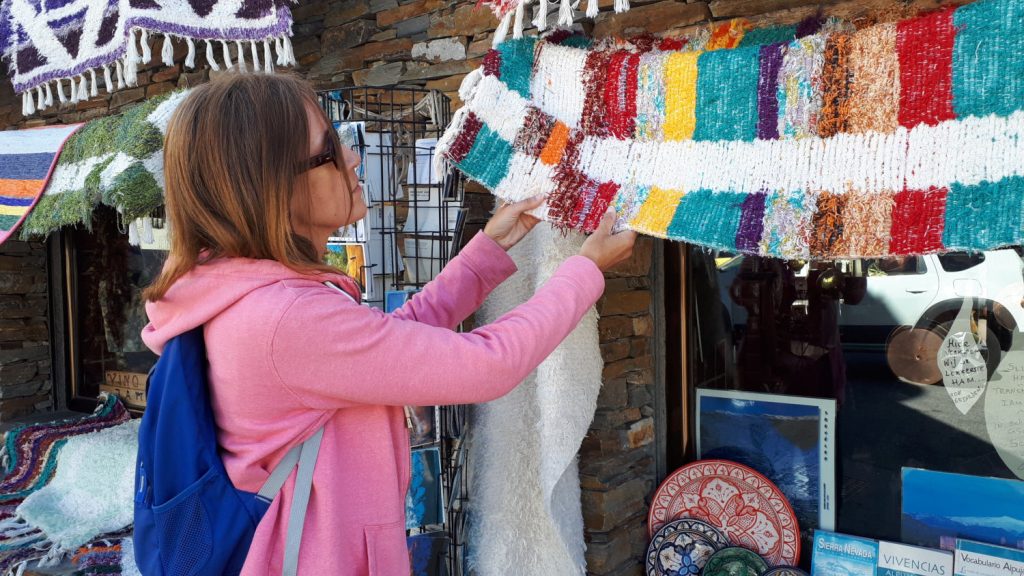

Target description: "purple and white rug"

left=0, top=0, right=295, bottom=116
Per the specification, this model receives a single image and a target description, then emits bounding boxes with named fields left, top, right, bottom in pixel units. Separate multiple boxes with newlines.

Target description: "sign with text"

left=101, top=371, right=147, bottom=409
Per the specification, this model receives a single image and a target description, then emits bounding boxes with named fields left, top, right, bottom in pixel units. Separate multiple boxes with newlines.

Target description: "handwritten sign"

left=988, top=336, right=1024, bottom=480
left=938, top=297, right=988, bottom=415
left=100, top=371, right=147, bottom=409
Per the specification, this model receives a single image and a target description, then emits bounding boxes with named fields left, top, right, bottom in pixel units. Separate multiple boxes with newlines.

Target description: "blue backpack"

left=134, top=327, right=323, bottom=576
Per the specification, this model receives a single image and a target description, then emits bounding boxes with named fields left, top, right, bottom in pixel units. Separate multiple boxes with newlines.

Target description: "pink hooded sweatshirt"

left=141, top=232, right=605, bottom=575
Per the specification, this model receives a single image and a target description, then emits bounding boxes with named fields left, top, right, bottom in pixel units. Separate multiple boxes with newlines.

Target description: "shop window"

left=686, top=246, right=1024, bottom=567
left=56, top=207, right=167, bottom=412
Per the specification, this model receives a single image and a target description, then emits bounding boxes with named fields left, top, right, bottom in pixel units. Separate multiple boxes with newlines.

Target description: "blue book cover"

left=955, top=539, right=1024, bottom=576
left=812, top=530, right=879, bottom=576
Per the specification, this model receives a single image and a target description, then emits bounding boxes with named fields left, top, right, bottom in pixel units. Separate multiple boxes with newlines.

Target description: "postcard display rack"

left=318, top=87, right=469, bottom=576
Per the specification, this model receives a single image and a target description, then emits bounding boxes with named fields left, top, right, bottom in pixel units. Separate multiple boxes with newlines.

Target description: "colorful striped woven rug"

left=0, top=123, right=80, bottom=247
left=0, top=395, right=129, bottom=573
left=436, top=0, right=1024, bottom=260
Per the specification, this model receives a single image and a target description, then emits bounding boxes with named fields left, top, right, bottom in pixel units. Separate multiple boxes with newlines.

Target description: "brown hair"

left=145, top=73, right=348, bottom=301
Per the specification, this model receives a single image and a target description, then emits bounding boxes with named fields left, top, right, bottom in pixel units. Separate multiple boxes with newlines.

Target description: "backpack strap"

left=251, top=282, right=347, bottom=575
left=256, top=426, right=325, bottom=576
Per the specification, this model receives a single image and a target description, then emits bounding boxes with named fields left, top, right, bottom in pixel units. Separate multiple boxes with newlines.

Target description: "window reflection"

left=688, top=246, right=1024, bottom=560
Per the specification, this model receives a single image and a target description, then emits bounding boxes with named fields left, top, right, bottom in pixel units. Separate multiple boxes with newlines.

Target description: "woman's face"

left=290, top=103, right=368, bottom=246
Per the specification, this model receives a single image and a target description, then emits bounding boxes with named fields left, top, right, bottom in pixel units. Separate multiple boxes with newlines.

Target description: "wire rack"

left=318, top=86, right=469, bottom=576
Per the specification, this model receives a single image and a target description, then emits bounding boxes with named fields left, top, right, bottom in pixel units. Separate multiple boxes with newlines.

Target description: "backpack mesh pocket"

left=152, top=473, right=215, bottom=576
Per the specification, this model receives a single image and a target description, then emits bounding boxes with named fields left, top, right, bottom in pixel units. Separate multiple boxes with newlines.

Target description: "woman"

left=142, top=73, right=636, bottom=575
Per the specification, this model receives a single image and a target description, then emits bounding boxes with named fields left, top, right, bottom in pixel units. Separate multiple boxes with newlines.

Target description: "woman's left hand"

left=484, top=196, right=545, bottom=251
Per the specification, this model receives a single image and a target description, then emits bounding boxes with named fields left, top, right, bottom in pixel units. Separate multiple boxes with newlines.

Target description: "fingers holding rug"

left=579, top=209, right=638, bottom=271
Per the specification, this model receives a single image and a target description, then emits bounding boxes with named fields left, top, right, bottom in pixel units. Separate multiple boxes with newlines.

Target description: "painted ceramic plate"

left=645, top=518, right=728, bottom=575
left=648, top=459, right=800, bottom=566
left=701, top=546, right=769, bottom=576
left=763, top=568, right=810, bottom=576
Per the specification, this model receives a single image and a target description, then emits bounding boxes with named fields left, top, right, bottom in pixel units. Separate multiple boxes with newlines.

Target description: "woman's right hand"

left=579, top=210, right=638, bottom=271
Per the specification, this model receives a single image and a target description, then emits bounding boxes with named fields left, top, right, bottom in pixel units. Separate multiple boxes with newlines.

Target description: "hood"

left=142, top=257, right=356, bottom=354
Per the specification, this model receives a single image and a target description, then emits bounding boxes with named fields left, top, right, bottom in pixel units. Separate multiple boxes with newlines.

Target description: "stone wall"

left=0, top=240, right=52, bottom=421
left=0, top=0, right=970, bottom=573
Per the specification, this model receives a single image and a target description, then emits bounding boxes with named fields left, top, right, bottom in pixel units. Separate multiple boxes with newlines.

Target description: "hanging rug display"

left=0, top=123, right=80, bottom=246
left=0, top=0, right=296, bottom=116
left=435, top=0, right=1024, bottom=260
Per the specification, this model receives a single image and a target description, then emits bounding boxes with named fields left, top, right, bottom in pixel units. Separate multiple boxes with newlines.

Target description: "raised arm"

left=271, top=255, right=605, bottom=408
left=390, top=197, right=544, bottom=329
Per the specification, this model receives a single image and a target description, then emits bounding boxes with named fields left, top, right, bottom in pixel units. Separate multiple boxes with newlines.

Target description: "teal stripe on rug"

left=952, top=0, right=1024, bottom=118
left=498, top=37, right=538, bottom=99
left=943, top=176, right=1024, bottom=250
left=666, top=189, right=745, bottom=249
left=694, top=46, right=761, bottom=141
left=456, top=124, right=513, bottom=190
left=739, top=25, right=798, bottom=47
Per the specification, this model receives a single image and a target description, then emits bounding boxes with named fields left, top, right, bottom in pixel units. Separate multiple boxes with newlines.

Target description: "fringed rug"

left=19, top=89, right=188, bottom=245
left=0, top=124, right=81, bottom=247
left=0, top=0, right=295, bottom=116
left=436, top=0, right=1024, bottom=260
left=0, top=395, right=129, bottom=575
left=72, top=536, right=139, bottom=576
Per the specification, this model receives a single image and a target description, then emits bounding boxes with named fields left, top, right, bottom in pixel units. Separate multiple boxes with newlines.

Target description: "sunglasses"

left=304, top=129, right=342, bottom=172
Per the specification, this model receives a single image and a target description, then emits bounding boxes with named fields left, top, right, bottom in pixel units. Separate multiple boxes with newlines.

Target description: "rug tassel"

left=43, top=82, right=52, bottom=107
left=282, top=35, right=295, bottom=65
left=141, top=217, right=154, bottom=244
left=35, top=86, right=45, bottom=111
left=124, top=53, right=138, bottom=86
left=513, top=2, right=525, bottom=39
left=56, top=79, right=67, bottom=104
left=36, top=542, right=63, bottom=567
left=613, top=0, right=629, bottom=13
left=221, top=41, right=233, bottom=69
left=250, top=40, right=260, bottom=72
left=115, top=61, right=125, bottom=90
left=275, top=37, right=284, bottom=66
left=128, top=220, right=139, bottom=246
left=236, top=41, right=247, bottom=72
left=184, top=37, right=196, bottom=69
left=206, top=40, right=220, bottom=71
left=558, top=0, right=574, bottom=26
left=88, top=69, right=98, bottom=97
left=586, top=0, right=599, bottom=18
left=126, top=28, right=139, bottom=67
left=533, top=0, right=549, bottom=31
left=493, top=12, right=512, bottom=46
left=23, top=92, right=34, bottom=116
left=263, top=40, right=273, bottom=73
left=161, top=34, right=174, bottom=66
left=103, top=65, right=113, bottom=93
left=140, top=29, right=152, bottom=64
left=78, top=74, right=88, bottom=101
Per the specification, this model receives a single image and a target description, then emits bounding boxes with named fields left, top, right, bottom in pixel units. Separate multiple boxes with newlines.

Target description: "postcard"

left=334, top=121, right=366, bottom=179
left=385, top=290, right=419, bottom=313
left=955, top=539, right=1024, bottom=576
left=409, top=405, right=439, bottom=448
left=407, top=531, right=449, bottom=576
left=407, top=138, right=440, bottom=186
left=696, top=389, right=837, bottom=534
left=812, top=530, right=878, bottom=576
left=406, top=447, right=444, bottom=529
left=331, top=219, right=367, bottom=243
left=361, top=131, right=403, bottom=203
left=901, top=468, right=1024, bottom=551
left=324, top=243, right=368, bottom=300
left=404, top=237, right=451, bottom=285
left=878, top=541, right=953, bottom=576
